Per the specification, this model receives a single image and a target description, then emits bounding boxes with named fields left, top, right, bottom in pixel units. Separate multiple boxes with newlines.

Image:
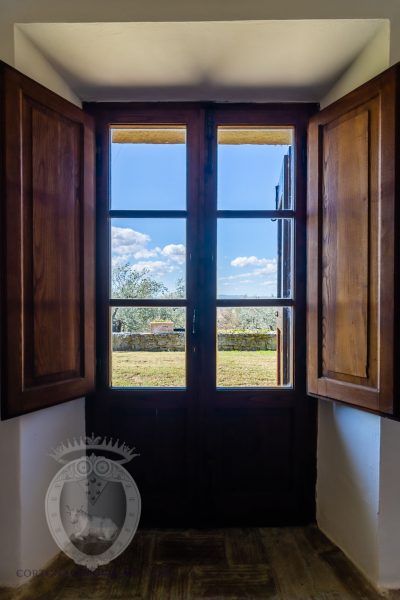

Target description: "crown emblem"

left=49, top=433, right=140, bottom=464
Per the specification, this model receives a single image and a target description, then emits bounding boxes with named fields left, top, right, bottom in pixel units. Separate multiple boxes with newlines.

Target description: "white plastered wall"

left=0, top=401, right=85, bottom=587
left=321, top=23, right=390, bottom=107
left=13, top=27, right=81, bottom=106
left=18, top=402, right=85, bottom=581
left=317, top=402, right=381, bottom=585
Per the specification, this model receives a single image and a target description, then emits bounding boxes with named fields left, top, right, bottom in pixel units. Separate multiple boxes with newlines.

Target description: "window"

left=89, top=103, right=314, bottom=523
left=109, top=126, right=188, bottom=387
left=216, top=127, right=294, bottom=388
left=94, top=106, right=307, bottom=398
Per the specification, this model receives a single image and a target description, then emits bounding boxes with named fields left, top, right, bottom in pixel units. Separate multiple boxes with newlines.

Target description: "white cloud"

left=112, top=226, right=150, bottom=257
left=161, top=244, right=186, bottom=264
left=230, top=256, right=277, bottom=273
left=132, top=260, right=176, bottom=276
left=133, top=247, right=161, bottom=259
left=253, top=265, right=278, bottom=276
left=231, top=256, right=263, bottom=267
left=111, top=226, right=186, bottom=283
left=219, top=255, right=278, bottom=297
left=220, top=272, right=257, bottom=282
left=220, top=266, right=277, bottom=283
left=112, top=255, right=128, bottom=268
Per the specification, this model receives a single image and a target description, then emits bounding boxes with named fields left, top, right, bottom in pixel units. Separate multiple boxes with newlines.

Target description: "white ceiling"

left=16, top=20, right=386, bottom=102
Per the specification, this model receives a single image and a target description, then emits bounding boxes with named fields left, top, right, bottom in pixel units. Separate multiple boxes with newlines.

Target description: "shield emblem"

left=45, top=455, right=141, bottom=571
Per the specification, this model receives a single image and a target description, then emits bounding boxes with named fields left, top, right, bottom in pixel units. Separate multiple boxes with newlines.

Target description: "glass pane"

left=217, top=127, right=294, bottom=210
left=111, top=218, right=186, bottom=299
left=217, top=219, right=292, bottom=299
left=110, top=127, right=187, bottom=210
left=216, top=307, right=292, bottom=388
left=111, top=307, right=186, bottom=388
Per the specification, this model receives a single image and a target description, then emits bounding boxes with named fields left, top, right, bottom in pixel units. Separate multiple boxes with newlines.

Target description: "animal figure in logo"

left=65, top=505, right=118, bottom=541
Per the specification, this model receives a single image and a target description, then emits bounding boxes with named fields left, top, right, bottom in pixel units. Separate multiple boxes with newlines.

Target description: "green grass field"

left=112, top=350, right=277, bottom=388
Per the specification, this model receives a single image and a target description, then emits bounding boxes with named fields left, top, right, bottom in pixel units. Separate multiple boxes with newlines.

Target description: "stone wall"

left=112, top=332, right=276, bottom=351
left=113, top=332, right=185, bottom=352
left=219, top=332, right=276, bottom=351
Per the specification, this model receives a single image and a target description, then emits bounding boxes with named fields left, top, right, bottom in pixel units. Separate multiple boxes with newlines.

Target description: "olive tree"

left=112, top=264, right=185, bottom=332
left=217, top=307, right=277, bottom=332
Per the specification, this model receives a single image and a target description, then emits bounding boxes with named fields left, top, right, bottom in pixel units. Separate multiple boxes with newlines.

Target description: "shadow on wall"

left=316, top=399, right=381, bottom=585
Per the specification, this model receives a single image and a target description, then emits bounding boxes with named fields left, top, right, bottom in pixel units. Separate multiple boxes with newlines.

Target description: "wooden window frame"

left=85, top=102, right=317, bottom=406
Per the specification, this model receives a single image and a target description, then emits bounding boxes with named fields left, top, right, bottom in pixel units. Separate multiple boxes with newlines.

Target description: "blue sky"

left=111, top=137, right=291, bottom=297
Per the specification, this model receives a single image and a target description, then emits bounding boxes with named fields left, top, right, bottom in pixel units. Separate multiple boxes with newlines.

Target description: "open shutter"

left=307, top=64, right=399, bottom=415
left=0, top=62, right=95, bottom=418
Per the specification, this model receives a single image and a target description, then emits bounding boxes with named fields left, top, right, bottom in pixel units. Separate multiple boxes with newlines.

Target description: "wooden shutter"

left=307, top=65, right=399, bottom=414
left=0, top=62, right=95, bottom=418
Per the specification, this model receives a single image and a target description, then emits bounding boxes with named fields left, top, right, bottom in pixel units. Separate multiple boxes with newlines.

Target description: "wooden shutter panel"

left=307, top=64, right=398, bottom=415
left=0, top=62, right=95, bottom=418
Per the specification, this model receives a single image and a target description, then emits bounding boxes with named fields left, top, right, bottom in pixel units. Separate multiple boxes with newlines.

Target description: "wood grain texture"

left=322, top=110, right=369, bottom=379
left=1, top=526, right=397, bottom=600
left=28, top=103, right=81, bottom=380
left=0, top=61, right=95, bottom=418
left=307, top=63, right=399, bottom=414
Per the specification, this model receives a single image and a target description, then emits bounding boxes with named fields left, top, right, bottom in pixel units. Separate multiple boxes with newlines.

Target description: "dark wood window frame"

left=84, top=102, right=318, bottom=526
left=85, top=102, right=317, bottom=406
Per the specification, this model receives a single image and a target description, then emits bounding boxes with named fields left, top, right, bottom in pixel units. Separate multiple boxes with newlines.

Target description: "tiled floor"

left=1, top=526, right=398, bottom=599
